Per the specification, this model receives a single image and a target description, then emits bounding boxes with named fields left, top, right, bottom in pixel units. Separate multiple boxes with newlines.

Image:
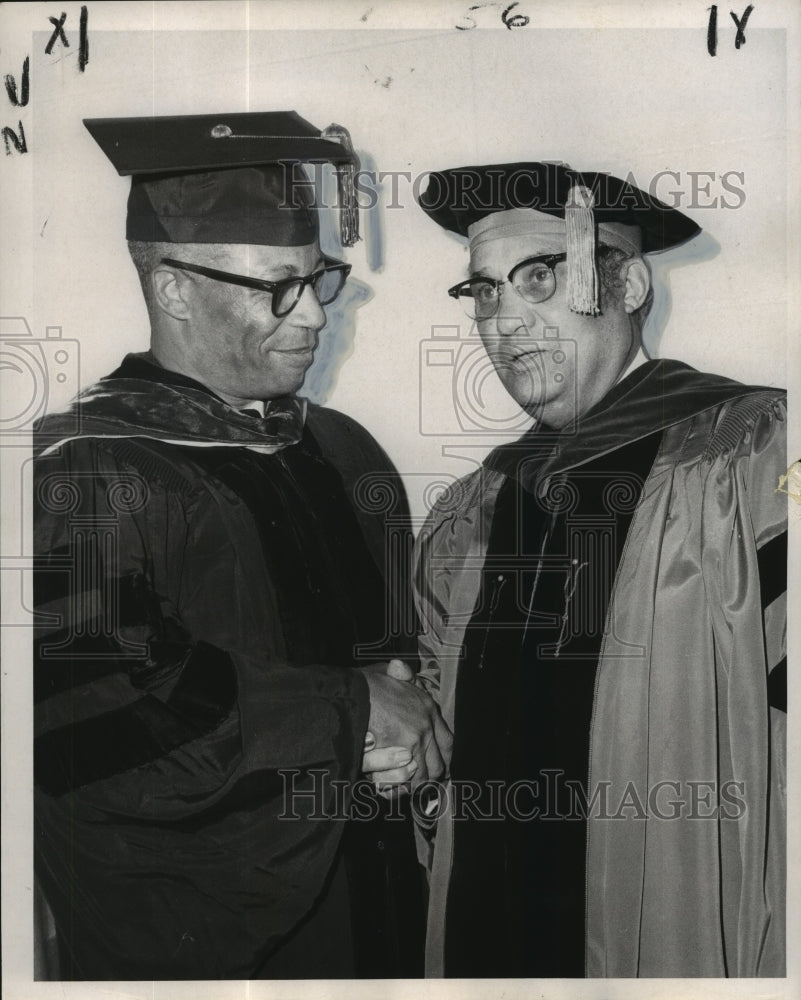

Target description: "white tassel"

left=565, top=183, right=599, bottom=315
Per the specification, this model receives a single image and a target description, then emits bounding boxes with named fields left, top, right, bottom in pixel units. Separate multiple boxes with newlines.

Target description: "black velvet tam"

left=417, top=161, right=701, bottom=252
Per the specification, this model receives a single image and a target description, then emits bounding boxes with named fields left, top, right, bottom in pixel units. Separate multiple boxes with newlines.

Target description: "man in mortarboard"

left=413, top=163, right=786, bottom=977
left=32, top=112, right=446, bottom=980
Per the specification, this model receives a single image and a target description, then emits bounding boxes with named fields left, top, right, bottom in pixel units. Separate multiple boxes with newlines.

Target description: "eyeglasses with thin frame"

left=448, top=253, right=568, bottom=319
left=159, top=256, right=352, bottom=318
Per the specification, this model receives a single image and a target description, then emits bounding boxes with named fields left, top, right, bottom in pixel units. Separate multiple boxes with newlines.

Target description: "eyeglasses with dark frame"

left=159, top=256, right=352, bottom=319
left=448, top=252, right=568, bottom=319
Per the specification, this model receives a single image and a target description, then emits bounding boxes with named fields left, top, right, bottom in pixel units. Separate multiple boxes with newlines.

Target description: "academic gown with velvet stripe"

left=32, top=354, right=423, bottom=980
left=414, top=360, right=787, bottom=978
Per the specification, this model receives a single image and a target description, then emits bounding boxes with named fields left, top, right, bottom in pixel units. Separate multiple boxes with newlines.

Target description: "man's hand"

left=362, top=736, right=417, bottom=795
left=359, top=659, right=452, bottom=792
left=361, top=661, right=418, bottom=794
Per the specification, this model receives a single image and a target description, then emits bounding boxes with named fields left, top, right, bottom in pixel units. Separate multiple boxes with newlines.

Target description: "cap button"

left=210, top=124, right=233, bottom=138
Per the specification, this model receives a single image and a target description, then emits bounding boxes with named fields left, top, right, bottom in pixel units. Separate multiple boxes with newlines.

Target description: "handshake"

left=359, top=659, right=452, bottom=798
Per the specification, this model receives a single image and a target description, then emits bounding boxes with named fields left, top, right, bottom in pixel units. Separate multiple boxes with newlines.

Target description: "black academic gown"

left=33, top=355, right=424, bottom=980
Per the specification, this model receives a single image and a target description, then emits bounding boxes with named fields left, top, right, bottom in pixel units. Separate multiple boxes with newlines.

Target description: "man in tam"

left=32, top=112, right=450, bottom=980
left=412, top=162, right=786, bottom=978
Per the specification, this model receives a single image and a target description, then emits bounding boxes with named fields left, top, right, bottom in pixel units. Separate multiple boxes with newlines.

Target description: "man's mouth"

left=507, top=348, right=545, bottom=362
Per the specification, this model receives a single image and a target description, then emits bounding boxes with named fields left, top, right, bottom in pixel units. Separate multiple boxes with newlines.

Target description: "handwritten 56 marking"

left=456, top=3, right=530, bottom=31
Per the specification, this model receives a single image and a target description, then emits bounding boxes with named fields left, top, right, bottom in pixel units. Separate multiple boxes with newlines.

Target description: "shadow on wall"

left=301, top=154, right=381, bottom=405
left=303, top=278, right=374, bottom=404
left=643, top=231, right=720, bottom=358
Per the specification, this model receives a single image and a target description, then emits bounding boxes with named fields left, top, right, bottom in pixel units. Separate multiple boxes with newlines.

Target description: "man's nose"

left=289, top=283, right=327, bottom=330
left=494, top=307, right=530, bottom=337
left=492, top=285, right=533, bottom=336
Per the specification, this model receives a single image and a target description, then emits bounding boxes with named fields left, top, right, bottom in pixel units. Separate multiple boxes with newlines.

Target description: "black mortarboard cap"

left=418, top=162, right=701, bottom=313
left=84, top=111, right=360, bottom=247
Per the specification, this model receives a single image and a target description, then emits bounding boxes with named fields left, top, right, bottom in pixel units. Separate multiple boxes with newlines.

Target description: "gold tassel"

left=565, top=183, right=599, bottom=315
left=322, top=123, right=360, bottom=248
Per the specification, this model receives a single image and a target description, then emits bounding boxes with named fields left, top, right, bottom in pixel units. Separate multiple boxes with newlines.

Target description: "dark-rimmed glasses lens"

left=272, top=265, right=351, bottom=317
left=159, top=257, right=351, bottom=318
left=447, top=253, right=567, bottom=319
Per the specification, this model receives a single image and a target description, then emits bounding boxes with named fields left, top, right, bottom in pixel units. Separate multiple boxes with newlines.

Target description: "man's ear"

left=622, top=257, right=651, bottom=314
left=152, top=264, right=193, bottom=321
